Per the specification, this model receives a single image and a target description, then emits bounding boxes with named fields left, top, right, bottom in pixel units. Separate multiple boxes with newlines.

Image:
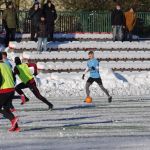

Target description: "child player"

left=82, top=51, right=112, bottom=103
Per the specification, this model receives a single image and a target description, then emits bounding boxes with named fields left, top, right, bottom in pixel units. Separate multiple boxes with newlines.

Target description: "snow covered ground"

left=34, top=67, right=150, bottom=98
left=1, top=96, right=150, bottom=150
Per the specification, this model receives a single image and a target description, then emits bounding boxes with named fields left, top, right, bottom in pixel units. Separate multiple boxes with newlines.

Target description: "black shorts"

left=87, top=77, right=103, bottom=85
left=0, top=91, right=14, bottom=109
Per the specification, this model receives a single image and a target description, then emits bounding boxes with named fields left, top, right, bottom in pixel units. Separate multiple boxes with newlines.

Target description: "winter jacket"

left=111, top=9, right=125, bottom=26
left=43, top=4, right=57, bottom=25
left=3, top=8, right=18, bottom=29
left=37, top=22, right=48, bottom=38
left=124, top=11, right=137, bottom=32
left=29, top=8, right=42, bottom=27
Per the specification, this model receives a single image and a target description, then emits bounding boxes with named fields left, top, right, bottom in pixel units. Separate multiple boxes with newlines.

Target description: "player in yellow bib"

left=0, top=52, right=20, bottom=132
left=14, top=57, right=53, bottom=110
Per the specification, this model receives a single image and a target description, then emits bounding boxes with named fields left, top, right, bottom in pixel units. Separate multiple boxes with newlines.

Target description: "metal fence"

left=0, top=10, right=150, bottom=35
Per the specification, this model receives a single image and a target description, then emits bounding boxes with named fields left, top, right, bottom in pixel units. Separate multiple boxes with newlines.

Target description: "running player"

left=0, top=52, right=20, bottom=132
left=82, top=51, right=112, bottom=103
left=14, top=57, right=53, bottom=110
left=2, top=52, right=16, bottom=112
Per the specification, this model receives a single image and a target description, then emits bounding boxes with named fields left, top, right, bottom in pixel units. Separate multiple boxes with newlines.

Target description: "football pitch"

left=1, top=96, right=150, bottom=150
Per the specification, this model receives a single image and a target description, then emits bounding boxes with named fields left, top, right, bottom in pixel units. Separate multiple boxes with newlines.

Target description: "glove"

left=91, top=66, right=96, bottom=70
left=82, top=74, right=85, bottom=80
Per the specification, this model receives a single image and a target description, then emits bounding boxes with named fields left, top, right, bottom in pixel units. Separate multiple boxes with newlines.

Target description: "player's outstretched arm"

left=82, top=67, right=89, bottom=80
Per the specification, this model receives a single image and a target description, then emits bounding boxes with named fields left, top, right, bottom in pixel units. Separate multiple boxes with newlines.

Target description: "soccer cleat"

left=21, top=95, right=29, bottom=105
left=9, top=127, right=21, bottom=132
left=48, top=103, right=54, bottom=110
left=13, top=127, right=21, bottom=132
left=9, top=117, right=19, bottom=131
left=108, top=96, right=112, bottom=103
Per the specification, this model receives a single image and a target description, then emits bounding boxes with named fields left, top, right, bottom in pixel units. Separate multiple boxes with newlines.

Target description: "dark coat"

left=43, top=4, right=57, bottom=25
left=37, top=22, right=48, bottom=38
left=111, top=9, right=125, bottom=26
left=29, top=7, right=42, bottom=27
left=3, top=8, right=18, bottom=29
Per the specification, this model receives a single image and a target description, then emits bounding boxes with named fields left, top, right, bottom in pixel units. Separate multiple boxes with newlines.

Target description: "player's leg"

left=85, top=78, right=94, bottom=101
left=15, top=82, right=29, bottom=105
left=95, top=78, right=112, bottom=103
left=0, top=92, right=20, bottom=132
left=3, top=98, right=15, bottom=112
left=28, top=81, right=53, bottom=110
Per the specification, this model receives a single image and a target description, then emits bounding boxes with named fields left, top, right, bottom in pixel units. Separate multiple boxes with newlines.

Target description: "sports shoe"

left=9, top=117, right=19, bottom=131
left=108, top=96, right=112, bottom=103
left=21, top=95, right=29, bottom=105
left=48, top=103, right=53, bottom=110
left=9, top=127, right=21, bottom=132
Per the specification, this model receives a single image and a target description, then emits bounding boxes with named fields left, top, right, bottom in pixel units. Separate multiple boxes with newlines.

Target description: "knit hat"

left=47, top=0, right=52, bottom=3
left=15, top=57, right=21, bottom=65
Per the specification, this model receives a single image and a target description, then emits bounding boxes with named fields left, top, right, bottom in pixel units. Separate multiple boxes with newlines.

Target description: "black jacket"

left=43, top=4, right=57, bottom=25
left=111, top=9, right=125, bottom=26
left=37, top=22, right=48, bottom=38
left=29, top=8, right=42, bottom=26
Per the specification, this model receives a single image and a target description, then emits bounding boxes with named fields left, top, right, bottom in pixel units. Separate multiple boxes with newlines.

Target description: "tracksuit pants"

left=15, top=80, right=52, bottom=107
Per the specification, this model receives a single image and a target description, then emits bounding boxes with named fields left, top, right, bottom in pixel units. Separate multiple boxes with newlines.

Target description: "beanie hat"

left=15, top=57, right=22, bottom=65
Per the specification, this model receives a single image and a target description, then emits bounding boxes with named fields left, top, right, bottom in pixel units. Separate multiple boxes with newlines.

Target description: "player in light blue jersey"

left=82, top=51, right=112, bottom=103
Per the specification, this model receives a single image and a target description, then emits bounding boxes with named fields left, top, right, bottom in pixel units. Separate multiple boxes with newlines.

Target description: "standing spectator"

left=37, top=16, right=48, bottom=52
left=43, top=0, right=57, bottom=41
left=3, top=2, right=18, bottom=47
left=125, top=7, right=137, bottom=42
left=29, top=2, right=41, bottom=41
left=111, top=3, right=125, bottom=41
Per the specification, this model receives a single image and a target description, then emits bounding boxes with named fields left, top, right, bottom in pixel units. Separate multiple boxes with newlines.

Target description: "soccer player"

left=14, top=57, right=53, bottom=110
left=0, top=52, right=20, bottom=132
left=82, top=51, right=112, bottom=103
left=2, top=52, right=16, bottom=112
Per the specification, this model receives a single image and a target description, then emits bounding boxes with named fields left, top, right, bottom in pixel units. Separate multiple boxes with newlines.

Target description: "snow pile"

left=33, top=68, right=150, bottom=98
left=9, top=41, right=150, bottom=50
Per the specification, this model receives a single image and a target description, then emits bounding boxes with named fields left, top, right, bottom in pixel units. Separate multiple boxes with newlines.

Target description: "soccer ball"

left=85, top=96, right=92, bottom=103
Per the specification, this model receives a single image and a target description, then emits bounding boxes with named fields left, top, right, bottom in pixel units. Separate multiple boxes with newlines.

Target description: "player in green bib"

left=0, top=52, right=20, bottom=132
left=14, top=57, right=53, bottom=110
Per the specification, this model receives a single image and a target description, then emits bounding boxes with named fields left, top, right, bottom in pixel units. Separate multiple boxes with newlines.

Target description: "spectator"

left=111, top=3, right=125, bottom=41
left=43, top=0, right=57, bottom=41
left=125, top=7, right=137, bottom=42
left=37, top=16, right=48, bottom=52
left=3, top=2, right=18, bottom=47
left=29, top=2, right=41, bottom=41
